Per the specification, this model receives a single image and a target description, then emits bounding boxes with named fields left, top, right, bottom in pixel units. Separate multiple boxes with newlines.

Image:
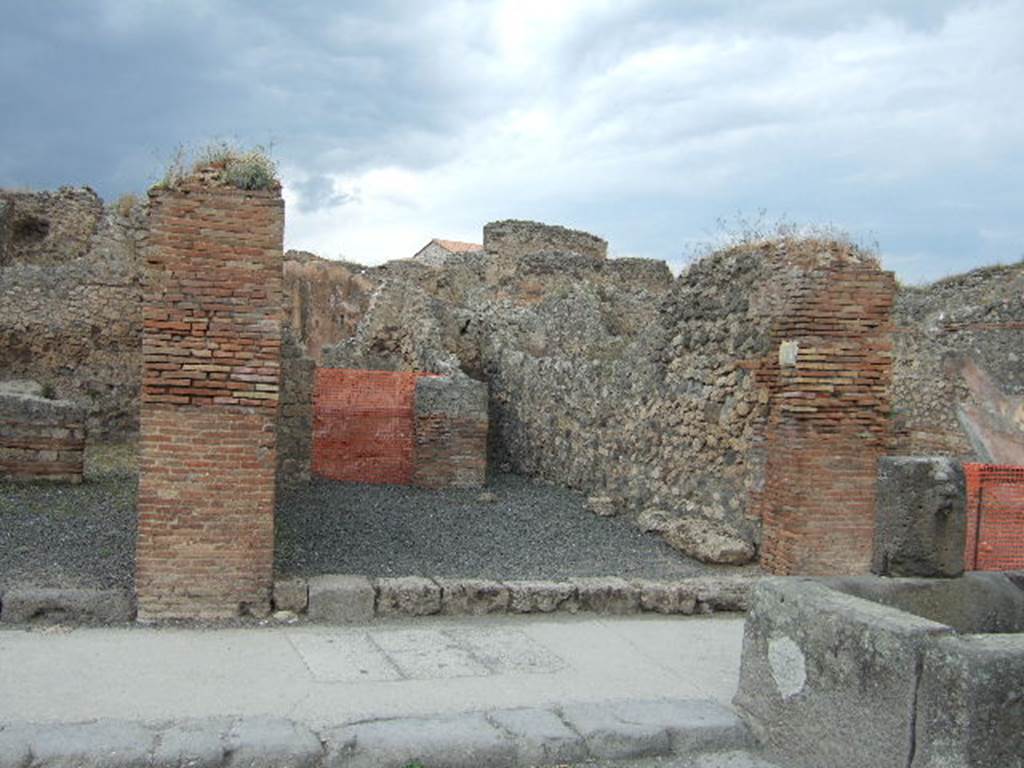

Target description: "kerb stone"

left=307, top=576, right=374, bottom=624
left=438, top=579, right=510, bottom=615
left=326, top=713, right=516, bottom=768
left=376, top=577, right=442, bottom=616
left=486, top=707, right=587, bottom=766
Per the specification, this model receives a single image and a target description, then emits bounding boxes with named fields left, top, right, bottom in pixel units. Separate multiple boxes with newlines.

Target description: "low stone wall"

left=0, top=385, right=85, bottom=483
left=273, top=574, right=758, bottom=619
left=413, top=375, right=488, bottom=489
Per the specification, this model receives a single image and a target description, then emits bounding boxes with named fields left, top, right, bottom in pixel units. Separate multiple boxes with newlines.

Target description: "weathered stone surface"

left=734, top=578, right=954, bottom=768
left=638, top=508, right=673, bottom=533
left=572, top=578, right=641, bottom=614
left=0, top=187, right=145, bottom=438
left=0, top=725, right=32, bottom=768
left=586, top=495, right=618, bottom=517
left=635, top=581, right=698, bottom=614
left=913, top=633, right=1024, bottom=768
left=376, top=577, right=442, bottom=616
left=226, top=717, right=323, bottom=768
left=486, top=707, right=588, bottom=766
left=506, top=581, right=578, bottom=613
left=307, top=576, right=374, bottom=624
left=27, top=720, right=155, bottom=768
left=873, top=456, right=966, bottom=578
left=0, top=587, right=134, bottom=624
left=692, top=576, right=759, bottom=613
left=152, top=719, right=231, bottom=768
left=484, top=219, right=608, bottom=260
left=559, top=701, right=672, bottom=760
left=827, top=572, right=1024, bottom=635
left=663, top=518, right=756, bottom=566
left=438, top=579, right=510, bottom=615
left=273, top=578, right=309, bottom=613
left=326, top=713, right=516, bottom=768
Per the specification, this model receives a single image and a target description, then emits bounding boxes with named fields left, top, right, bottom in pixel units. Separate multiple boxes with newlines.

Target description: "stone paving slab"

left=0, top=615, right=746, bottom=726
left=0, top=699, right=755, bottom=768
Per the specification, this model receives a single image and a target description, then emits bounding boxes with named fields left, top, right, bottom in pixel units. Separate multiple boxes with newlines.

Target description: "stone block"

left=692, top=576, right=758, bottom=613
left=733, top=578, right=954, bottom=768
left=152, top=719, right=232, bottom=768
left=873, top=456, right=967, bottom=577
left=913, top=633, right=1024, bottom=768
left=486, top=707, right=588, bottom=766
left=559, top=701, right=672, bottom=760
left=326, top=713, right=516, bottom=768
left=506, top=581, right=578, bottom=613
left=226, top=717, right=323, bottom=768
left=663, top=518, right=755, bottom=565
left=375, top=577, right=441, bottom=616
left=572, top=577, right=641, bottom=614
left=438, top=579, right=510, bottom=615
left=27, top=720, right=155, bottom=768
left=635, top=581, right=697, bottom=614
left=307, top=576, right=374, bottom=624
left=0, top=587, right=134, bottom=624
left=586, top=495, right=618, bottom=517
left=273, top=579, right=309, bottom=613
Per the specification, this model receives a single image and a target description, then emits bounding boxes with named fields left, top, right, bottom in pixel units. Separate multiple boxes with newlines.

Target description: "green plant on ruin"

left=151, top=141, right=279, bottom=192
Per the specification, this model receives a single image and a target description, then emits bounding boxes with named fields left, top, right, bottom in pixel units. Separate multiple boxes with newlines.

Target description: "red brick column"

left=755, top=258, right=897, bottom=575
left=135, top=173, right=283, bottom=619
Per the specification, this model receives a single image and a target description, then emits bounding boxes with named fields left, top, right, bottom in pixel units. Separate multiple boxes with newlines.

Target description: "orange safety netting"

left=964, top=463, right=1024, bottom=571
left=312, top=369, right=424, bottom=485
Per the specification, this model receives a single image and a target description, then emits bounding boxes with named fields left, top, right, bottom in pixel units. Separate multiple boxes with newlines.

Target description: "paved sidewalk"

left=0, top=614, right=744, bottom=726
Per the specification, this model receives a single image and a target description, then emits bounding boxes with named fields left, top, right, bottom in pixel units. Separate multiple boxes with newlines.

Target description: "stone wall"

left=0, top=382, right=85, bottom=483
left=483, top=219, right=608, bottom=260
left=893, top=261, right=1024, bottom=462
left=413, top=375, right=488, bottom=489
left=135, top=169, right=283, bottom=619
left=0, top=188, right=145, bottom=438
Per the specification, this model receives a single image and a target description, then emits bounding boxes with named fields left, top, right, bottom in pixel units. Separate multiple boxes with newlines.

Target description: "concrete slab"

left=370, top=627, right=491, bottom=679
left=287, top=631, right=403, bottom=683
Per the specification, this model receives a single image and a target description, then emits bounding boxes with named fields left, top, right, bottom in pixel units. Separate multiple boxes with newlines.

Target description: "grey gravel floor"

left=274, top=474, right=728, bottom=580
left=1, top=463, right=740, bottom=589
left=0, top=477, right=137, bottom=590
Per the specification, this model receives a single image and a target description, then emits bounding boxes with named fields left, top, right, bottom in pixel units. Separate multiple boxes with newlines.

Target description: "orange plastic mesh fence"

left=312, top=369, right=426, bottom=485
left=964, top=463, right=1024, bottom=571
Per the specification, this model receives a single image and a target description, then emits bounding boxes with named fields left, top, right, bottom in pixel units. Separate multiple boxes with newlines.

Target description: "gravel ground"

left=0, top=477, right=137, bottom=590
left=2, top=443, right=747, bottom=589
left=275, top=474, right=741, bottom=580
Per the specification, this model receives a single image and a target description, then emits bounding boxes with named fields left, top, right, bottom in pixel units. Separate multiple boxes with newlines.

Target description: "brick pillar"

left=413, top=375, right=489, bottom=489
left=756, top=257, right=897, bottom=575
left=135, top=171, right=283, bottom=619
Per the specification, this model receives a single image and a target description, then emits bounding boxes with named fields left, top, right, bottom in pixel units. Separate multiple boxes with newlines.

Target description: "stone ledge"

left=0, top=699, right=756, bottom=768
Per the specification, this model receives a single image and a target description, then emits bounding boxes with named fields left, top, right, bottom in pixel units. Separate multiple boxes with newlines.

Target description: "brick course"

left=135, top=173, right=283, bottom=619
left=0, top=391, right=85, bottom=483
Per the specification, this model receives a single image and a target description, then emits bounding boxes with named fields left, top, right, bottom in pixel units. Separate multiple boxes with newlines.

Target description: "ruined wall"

left=0, top=382, right=85, bottom=483
left=413, top=375, right=488, bottom=489
left=892, top=261, right=1024, bottom=463
left=0, top=188, right=145, bottom=438
left=135, top=170, right=283, bottom=619
left=484, top=219, right=608, bottom=260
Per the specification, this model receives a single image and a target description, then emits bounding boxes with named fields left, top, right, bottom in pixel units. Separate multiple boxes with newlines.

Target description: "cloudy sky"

left=2, top=1, right=1022, bottom=283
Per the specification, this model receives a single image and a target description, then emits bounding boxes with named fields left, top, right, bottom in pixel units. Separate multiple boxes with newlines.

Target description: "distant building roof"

left=412, top=238, right=484, bottom=265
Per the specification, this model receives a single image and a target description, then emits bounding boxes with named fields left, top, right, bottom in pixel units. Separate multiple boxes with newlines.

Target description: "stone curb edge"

left=0, top=698, right=755, bottom=768
left=0, top=574, right=759, bottom=625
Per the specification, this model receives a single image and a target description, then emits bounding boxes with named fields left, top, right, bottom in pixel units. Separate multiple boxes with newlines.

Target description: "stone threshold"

left=0, top=574, right=760, bottom=625
left=0, top=697, right=758, bottom=768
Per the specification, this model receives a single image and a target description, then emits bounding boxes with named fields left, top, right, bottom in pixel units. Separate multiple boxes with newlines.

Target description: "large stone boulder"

left=662, top=517, right=755, bottom=565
